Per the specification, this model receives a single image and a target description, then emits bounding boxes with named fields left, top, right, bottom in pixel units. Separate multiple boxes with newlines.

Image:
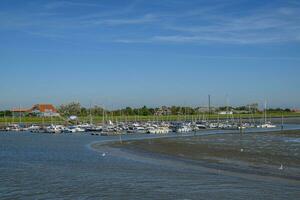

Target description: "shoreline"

left=91, top=129, right=300, bottom=183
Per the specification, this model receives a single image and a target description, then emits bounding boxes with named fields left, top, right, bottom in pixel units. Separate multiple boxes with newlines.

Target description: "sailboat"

left=257, top=101, right=276, bottom=128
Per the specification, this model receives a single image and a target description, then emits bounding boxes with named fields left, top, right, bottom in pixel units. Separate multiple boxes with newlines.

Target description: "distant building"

left=11, top=104, right=60, bottom=117
left=197, top=107, right=217, bottom=113
left=233, top=110, right=250, bottom=114
left=155, top=106, right=172, bottom=115
left=218, top=111, right=233, bottom=115
left=30, top=104, right=60, bottom=117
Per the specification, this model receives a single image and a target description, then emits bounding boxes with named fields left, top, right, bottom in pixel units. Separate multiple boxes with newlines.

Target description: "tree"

left=170, top=106, right=180, bottom=115
left=140, top=106, right=150, bottom=116
left=58, top=102, right=81, bottom=116
left=80, top=107, right=88, bottom=116
left=0, top=110, right=12, bottom=117
left=90, top=106, right=105, bottom=116
left=124, top=107, right=133, bottom=115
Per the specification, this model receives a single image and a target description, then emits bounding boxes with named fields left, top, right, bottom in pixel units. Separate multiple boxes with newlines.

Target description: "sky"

left=0, top=0, right=300, bottom=109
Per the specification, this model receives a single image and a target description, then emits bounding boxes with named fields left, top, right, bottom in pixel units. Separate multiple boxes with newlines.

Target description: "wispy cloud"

left=117, top=34, right=291, bottom=45
left=88, top=14, right=157, bottom=26
left=44, top=1, right=100, bottom=9
left=117, top=5, right=300, bottom=44
left=1, top=1, right=300, bottom=45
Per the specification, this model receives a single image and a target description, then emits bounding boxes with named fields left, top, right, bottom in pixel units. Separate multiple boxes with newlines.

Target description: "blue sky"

left=0, top=0, right=300, bottom=109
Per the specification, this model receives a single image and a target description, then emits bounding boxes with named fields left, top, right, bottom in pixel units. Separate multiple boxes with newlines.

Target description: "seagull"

left=240, top=148, right=244, bottom=152
left=102, top=153, right=106, bottom=157
left=279, top=164, right=284, bottom=170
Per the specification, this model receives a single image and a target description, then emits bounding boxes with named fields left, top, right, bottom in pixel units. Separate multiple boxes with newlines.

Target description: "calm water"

left=1, top=125, right=300, bottom=199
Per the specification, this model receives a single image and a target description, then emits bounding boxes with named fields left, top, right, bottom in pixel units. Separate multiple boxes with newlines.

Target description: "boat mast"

left=89, top=101, right=93, bottom=125
left=12, top=108, right=15, bottom=124
left=4, top=111, right=7, bottom=126
left=102, top=105, right=105, bottom=125
left=248, top=105, right=251, bottom=124
left=184, top=103, right=187, bottom=122
left=264, top=100, right=267, bottom=124
left=208, top=95, right=211, bottom=121
left=226, top=95, right=229, bottom=122
left=120, top=109, right=122, bottom=123
left=281, top=111, right=284, bottom=131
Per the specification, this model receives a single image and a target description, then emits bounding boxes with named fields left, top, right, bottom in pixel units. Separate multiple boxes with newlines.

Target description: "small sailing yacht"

left=258, top=101, right=276, bottom=128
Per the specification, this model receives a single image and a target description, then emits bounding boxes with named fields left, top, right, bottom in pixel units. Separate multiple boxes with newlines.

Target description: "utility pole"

left=19, top=105, right=21, bottom=125
left=264, top=100, right=267, bottom=124
left=239, top=114, right=243, bottom=134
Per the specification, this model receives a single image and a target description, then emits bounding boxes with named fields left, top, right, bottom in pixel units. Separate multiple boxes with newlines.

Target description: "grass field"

left=0, top=112, right=300, bottom=125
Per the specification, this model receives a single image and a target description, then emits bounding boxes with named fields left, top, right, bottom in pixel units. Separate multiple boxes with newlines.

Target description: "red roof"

left=11, top=104, right=58, bottom=113
left=31, top=104, right=58, bottom=113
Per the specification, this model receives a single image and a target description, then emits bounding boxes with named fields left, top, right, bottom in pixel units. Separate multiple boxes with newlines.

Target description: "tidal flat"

left=109, top=130, right=300, bottom=181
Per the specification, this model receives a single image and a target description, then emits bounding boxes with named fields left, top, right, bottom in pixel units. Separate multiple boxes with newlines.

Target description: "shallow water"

left=1, top=125, right=300, bottom=199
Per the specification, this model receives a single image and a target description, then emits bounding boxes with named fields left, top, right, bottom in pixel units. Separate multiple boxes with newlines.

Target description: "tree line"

left=57, top=102, right=195, bottom=116
left=52, top=102, right=294, bottom=117
left=0, top=102, right=294, bottom=117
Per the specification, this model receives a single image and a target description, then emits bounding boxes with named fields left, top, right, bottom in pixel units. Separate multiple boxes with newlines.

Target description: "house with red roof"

left=30, top=104, right=60, bottom=117
left=11, top=104, right=60, bottom=117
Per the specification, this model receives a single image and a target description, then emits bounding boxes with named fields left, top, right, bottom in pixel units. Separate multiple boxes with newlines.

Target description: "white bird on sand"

left=279, top=164, right=284, bottom=170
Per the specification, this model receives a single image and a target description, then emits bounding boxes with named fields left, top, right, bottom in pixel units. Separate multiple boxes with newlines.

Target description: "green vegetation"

left=0, top=112, right=299, bottom=125
left=1, top=102, right=298, bottom=124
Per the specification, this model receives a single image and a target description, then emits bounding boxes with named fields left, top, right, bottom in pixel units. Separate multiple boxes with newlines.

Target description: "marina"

left=1, top=99, right=292, bottom=135
left=0, top=118, right=279, bottom=135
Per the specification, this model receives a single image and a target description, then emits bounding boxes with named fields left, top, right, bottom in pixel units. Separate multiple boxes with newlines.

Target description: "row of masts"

left=2, top=97, right=277, bottom=127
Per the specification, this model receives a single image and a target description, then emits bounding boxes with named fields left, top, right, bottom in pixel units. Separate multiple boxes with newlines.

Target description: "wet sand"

left=108, top=130, right=300, bottom=181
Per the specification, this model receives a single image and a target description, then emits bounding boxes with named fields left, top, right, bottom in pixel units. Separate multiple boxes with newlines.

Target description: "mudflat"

left=111, top=130, right=300, bottom=181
